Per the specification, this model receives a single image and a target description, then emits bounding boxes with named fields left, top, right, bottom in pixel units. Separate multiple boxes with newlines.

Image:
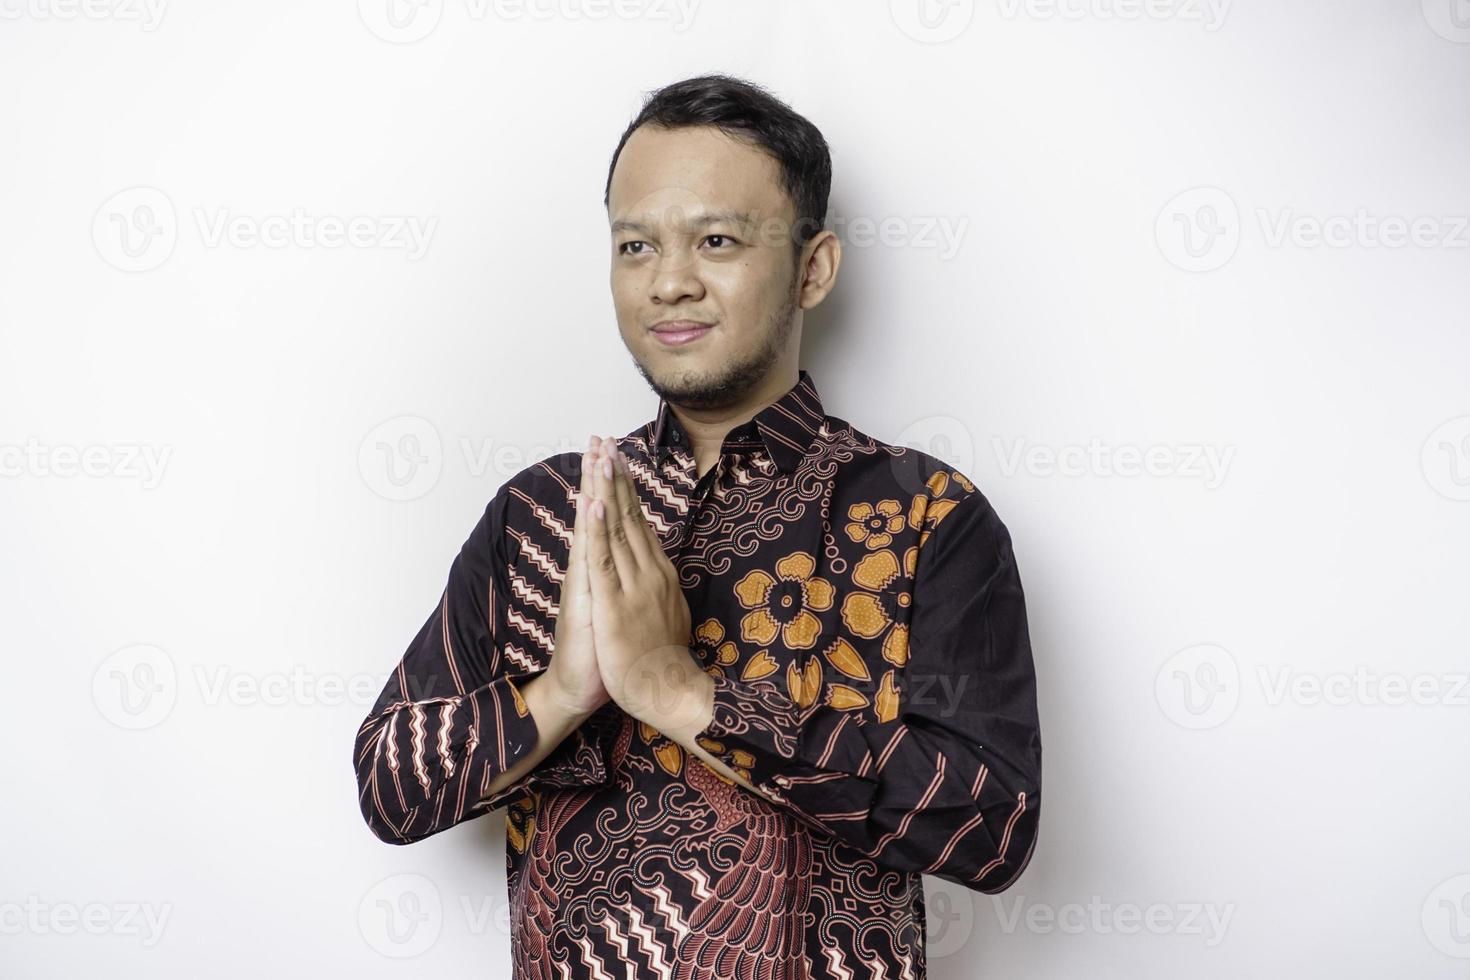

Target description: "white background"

left=2, top=1, right=1468, bottom=977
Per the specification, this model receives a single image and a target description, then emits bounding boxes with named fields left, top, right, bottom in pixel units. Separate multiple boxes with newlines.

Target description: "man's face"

left=607, top=124, right=803, bottom=411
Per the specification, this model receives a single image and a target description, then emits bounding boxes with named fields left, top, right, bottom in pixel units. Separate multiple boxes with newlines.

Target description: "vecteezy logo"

left=92, top=644, right=178, bottom=730
left=359, top=874, right=442, bottom=957
left=891, top=414, right=977, bottom=497
left=1422, top=416, right=1470, bottom=502
left=358, top=415, right=443, bottom=501
left=92, top=187, right=178, bottom=272
left=1155, top=187, right=1240, bottom=272
left=1155, top=643, right=1239, bottom=730
left=1423, top=0, right=1470, bottom=43
left=890, top=0, right=975, bottom=43
left=1423, top=874, right=1470, bottom=958
left=923, top=877, right=976, bottom=959
left=358, top=0, right=443, bottom=43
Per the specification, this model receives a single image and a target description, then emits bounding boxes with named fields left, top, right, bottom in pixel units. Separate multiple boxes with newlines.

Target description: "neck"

left=670, top=366, right=800, bottom=477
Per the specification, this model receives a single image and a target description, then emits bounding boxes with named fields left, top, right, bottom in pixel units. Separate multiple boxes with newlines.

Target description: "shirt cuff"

left=477, top=676, right=619, bottom=810
left=693, top=670, right=880, bottom=822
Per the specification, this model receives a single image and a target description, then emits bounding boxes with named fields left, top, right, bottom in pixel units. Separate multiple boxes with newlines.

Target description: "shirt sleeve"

left=692, top=488, right=1042, bottom=893
left=353, top=480, right=618, bottom=845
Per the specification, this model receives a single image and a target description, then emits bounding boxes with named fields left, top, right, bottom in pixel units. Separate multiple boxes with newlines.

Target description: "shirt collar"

left=647, top=369, right=825, bottom=475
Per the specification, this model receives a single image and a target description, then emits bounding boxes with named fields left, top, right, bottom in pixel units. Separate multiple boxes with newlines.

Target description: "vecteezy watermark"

left=1422, top=415, right=1470, bottom=502
left=92, top=187, right=177, bottom=272
left=359, top=874, right=443, bottom=958
left=359, top=416, right=443, bottom=502
left=357, top=0, right=699, bottom=43
left=92, top=644, right=178, bottom=730
left=990, top=895, right=1235, bottom=946
left=192, top=665, right=399, bottom=709
left=91, top=644, right=432, bottom=729
left=0, top=0, right=167, bottom=29
left=1156, top=644, right=1470, bottom=730
left=1155, top=187, right=1241, bottom=272
left=193, top=208, right=435, bottom=259
left=1155, top=643, right=1240, bottom=730
left=1256, top=209, right=1470, bottom=251
left=993, top=437, right=1235, bottom=489
left=889, top=0, right=976, bottom=43
left=828, top=212, right=971, bottom=261
left=359, top=875, right=659, bottom=957
left=614, top=200, right=968, bottom=265
left=1422, top=0, right=1470, bottom=43
left=0, top=898, right=172, bottom=947
left=1157, top=187, right=1470, bottom=272
left=925, top=877, right=977, bottom=959
left=1423, top=874, right=1470, bottom=958
left=0, top=438, right=172, bottom=489
left=358, top=874, right=532, bottom=957
left=1257, top=666, right=1470, bottom=708
left=358, top=416, right=594, bottom=502
left=92, top=186, right=437, bottom=272
left=357, top=0, right=444, bottom=42
left=994, top=0, right=1230, bottom=31
left=889, top=414, right=979, bottom=497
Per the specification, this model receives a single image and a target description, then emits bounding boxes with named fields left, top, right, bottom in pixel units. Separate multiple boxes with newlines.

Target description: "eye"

left=704, top=234, right=735, bottom=249
left=618, top=241, right=651, bottom=256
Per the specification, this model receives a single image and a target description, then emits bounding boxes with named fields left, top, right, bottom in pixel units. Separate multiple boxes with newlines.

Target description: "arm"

left=682, top=489, right=1043, bottom=893
left=353, top=480, right=615, bottom=845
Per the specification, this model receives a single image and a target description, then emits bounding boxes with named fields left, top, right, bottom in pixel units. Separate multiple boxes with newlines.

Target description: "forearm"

left=625, top=655, right=783, bottom=804
left=688, top=670, right=1041, bottom=891
left=680, top=731, right=773, bottom=801
left=482, top=671, right=599, bottom=801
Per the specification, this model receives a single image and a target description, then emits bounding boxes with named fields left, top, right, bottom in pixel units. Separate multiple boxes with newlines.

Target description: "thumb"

left=566, top=494, right=588, bottom=596
left=584, top=496, right=620, bottom=600
left=565, top=447, right=597, bottom=598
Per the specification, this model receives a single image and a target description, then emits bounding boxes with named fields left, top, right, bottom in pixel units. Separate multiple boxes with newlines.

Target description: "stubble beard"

left=630, top=266, right=801, bottom=412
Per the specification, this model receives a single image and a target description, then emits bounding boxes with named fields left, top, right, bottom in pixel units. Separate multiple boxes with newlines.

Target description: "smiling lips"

left=651, top=320, right=713, bottom=346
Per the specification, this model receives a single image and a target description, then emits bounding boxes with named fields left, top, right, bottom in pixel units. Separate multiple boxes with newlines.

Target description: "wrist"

left=625, top=651, right=714, bottom=743
left=527, top=670, right=601, bottom=728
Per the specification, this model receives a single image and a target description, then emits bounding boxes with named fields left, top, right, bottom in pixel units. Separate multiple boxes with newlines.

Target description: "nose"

left=650, top=245, right=705, bottom=306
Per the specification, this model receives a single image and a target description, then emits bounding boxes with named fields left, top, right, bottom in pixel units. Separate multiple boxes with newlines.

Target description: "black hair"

left=604, top=73, right=832, bottom=253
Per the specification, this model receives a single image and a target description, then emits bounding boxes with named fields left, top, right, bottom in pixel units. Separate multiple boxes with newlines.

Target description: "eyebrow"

left=610, top=208, right=755, bottom=236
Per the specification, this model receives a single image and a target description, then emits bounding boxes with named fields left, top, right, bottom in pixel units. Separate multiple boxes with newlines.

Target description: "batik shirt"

left=354, top=369, right=1043, bottom=979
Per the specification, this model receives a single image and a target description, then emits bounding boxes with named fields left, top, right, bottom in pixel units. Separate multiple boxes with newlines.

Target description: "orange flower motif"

left=691, top=618, right=741, bottom=677
left=695, top=736, right=753, bottom=784
left=907, top=478, right=961, bottom=549
left=845, top=499, right=907, bottom=550
left=733, top=551, right=835, bottom=651
left=839, top=546, right=918, bottom=668
left=505, top=794, right=536, bottom=853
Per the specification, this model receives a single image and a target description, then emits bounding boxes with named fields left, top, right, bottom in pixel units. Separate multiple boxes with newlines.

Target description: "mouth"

left=650, top=320, right=714, bottom=347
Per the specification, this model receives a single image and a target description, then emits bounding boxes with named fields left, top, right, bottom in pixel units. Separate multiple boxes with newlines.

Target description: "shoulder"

left=822, top=421, right=1023, bottom=593
left=477, top=451, right=586, bottom=561
left=821, top=416, right=991, bottom=534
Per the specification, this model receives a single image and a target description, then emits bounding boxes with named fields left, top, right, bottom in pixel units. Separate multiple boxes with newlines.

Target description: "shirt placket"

left=669, top=445, right=741, bottom=558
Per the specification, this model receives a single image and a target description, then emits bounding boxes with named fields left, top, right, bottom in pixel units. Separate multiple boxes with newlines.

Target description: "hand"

left=542, top=437, right=613, bottom=718
left=584, top=436, right=711, bottom=737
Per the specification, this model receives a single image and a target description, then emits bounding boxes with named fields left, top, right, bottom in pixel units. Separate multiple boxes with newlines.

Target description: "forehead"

left=607, top=124, right=795, bottom=229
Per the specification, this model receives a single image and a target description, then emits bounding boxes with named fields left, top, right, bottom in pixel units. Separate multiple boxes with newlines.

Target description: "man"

left=354, top=73, right=1042, bottom=978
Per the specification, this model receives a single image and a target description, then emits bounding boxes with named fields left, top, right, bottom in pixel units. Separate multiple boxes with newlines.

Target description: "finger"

left=607, top=443, right=655, bottom=568
left=615, top=446, right=677, bottom=580
left=585, top=442, right=623, bottom=595
left=565, top=443, right=594, bottom=595
left=594, top=436, right=639, bottom=585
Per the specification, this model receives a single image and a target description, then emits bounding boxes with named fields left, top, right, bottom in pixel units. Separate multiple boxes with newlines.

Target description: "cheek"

left=714, top=265, right=785, bottom=322
left=700, top=264, right=758, bottom=309
left=609, top=273, right=642, bottom=311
